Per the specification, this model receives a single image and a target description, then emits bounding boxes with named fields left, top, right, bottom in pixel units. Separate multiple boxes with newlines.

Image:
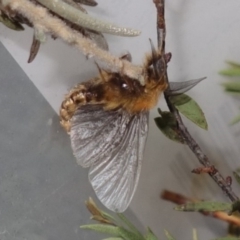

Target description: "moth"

left=59, top=43, right=204, bottom=212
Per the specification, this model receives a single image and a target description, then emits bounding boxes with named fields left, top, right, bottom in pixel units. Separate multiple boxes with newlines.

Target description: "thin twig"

left=154, top=0, right=239, bottom=202
left=161, top=190, right=240, bottom=227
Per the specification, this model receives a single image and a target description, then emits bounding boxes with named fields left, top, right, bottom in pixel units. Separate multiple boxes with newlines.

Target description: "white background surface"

left=1, top=0, right=240, bottom=239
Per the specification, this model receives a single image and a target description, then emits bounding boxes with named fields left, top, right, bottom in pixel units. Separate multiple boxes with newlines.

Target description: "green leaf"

left=145, top=227, right=158, bottom=240
left=164, top=230, right=175, bottom=240
left=225, top=91, right=240, bottom=97
left=226, top=61, right=240, bottom=69
left=118, top=227, right=144, bottom=240
left=220, top=68, right=240, bottom=76
left=233, top=171, right=240, bottom=186
left=170, top=94, right=208, bottom=130
left=80, top=224, right=120, bottom=236
left=212, top=237, right=240, bottom=240
left=192, top=229, right=198, bottom=240
left=117, top=213, right=143, bottom=239
left=0, top=14, right=24, bottom=31
left=230, top=115, right=240, bottom=125
left=222, top=82, right=240, bottom=92
left=231, top=201, right=240, bottom=214
left=174, top=201, right=232, bottom=212
left=154, top=112, right=185, bottom=144
left=102, top=238, right=123, bottom=240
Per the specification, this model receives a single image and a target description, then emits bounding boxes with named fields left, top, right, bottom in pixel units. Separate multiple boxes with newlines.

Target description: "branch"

left=154, top=0, right=239, bottom=202
left=3, top=0, right=144, bottom=82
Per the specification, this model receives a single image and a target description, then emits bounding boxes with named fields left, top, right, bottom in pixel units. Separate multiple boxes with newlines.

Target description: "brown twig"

left=153, top=0, right=239, bottom=202
left=192, top=166, right=215, bottom=174
left=161, top=190, right=240, bottom=227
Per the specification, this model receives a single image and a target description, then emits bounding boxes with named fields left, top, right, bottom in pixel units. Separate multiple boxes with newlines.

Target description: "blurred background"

left=1, top=0, right=240, bottom=239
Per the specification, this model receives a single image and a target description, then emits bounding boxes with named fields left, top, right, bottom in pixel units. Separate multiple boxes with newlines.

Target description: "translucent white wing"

left=70, top=105, right=149, bottom=212
left=70, top=105, right=124, bottom=168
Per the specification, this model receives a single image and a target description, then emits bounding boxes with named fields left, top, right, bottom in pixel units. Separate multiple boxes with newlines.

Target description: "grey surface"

left=0, top=42, right=141, bottom=240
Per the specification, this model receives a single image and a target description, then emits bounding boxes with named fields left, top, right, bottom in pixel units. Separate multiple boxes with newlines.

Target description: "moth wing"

left=70, top=105, right=149, bottom=212
left=70, top=104, right=121, bottom=168
left=89, top=110, right=149, bottom=212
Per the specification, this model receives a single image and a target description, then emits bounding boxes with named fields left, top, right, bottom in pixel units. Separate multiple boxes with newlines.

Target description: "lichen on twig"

left=34, top=0, right=141, bottom=36
left=1, top=0, right=145, bottom=83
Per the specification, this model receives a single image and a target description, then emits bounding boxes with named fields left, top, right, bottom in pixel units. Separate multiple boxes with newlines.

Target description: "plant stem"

left=153, top=0, right=239, bottom=202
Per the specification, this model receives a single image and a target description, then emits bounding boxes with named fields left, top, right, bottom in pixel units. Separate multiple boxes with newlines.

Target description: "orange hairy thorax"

left=60, top=70, right=167, bottom=132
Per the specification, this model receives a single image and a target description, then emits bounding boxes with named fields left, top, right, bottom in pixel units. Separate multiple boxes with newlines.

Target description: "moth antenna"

left=149, top=38, right=163, bottom=80
left=144, top=40, right=171, bottom=70
left=149, top=38, right=159, bottom=59
left=143, top=52, right=153, bottom=69
left=95, top=62, right=107, bottom=81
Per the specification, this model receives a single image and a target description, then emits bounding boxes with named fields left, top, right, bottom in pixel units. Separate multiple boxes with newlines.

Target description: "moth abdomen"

left=60, top=79, right=107, bottom=132
left=60, top=83, right=88, bottom=132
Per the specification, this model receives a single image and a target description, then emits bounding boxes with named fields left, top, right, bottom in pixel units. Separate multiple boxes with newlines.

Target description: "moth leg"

left=95, top=62, right=109, bottom=82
